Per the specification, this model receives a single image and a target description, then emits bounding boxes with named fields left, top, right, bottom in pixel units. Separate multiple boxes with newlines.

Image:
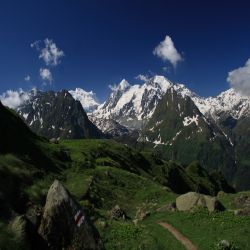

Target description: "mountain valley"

left=0, top=75, right=250, bottom=249
left=3, top=75, right=249, bottom=190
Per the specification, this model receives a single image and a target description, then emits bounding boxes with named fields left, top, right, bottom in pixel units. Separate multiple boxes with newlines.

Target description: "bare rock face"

left=38, top=180, right=104, bottom=250
left=176, top=192, right=224, bottom=212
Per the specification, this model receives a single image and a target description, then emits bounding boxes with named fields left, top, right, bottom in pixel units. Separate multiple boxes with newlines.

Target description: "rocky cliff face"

left=39, top=180, right=104, bottom=250
left=17, top=90, right=103, bottom=139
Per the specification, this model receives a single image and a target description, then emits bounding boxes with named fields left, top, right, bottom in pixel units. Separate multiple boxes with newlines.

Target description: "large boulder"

left=10, top=215, right=47, bottom=250
left=38, top=180, right=104, bottom=250
left=176, top=192, right=224, bottom=212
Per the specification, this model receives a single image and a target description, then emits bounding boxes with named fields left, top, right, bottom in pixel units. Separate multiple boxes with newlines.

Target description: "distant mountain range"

left=92, top=75, right=249, bottom=131
left=0, top=75, right=249, bottom=190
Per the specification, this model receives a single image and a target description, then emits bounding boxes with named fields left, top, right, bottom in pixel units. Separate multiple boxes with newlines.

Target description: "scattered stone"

left=49, top=138, right=59, bottom=144
left=176, top=192, right=224, bottom=212
left=109, top=205, right=127, bottom=220
left=234, top=208, right=250, bottom=216
left=38, top=180, right=104, bottom=250
left=234, top=194, right=250, bottom=208
left=10, top=215, right=47, bottom=250
left=133, top=219, right=139, bottom=226
left=217, top=239, right=231, bottom=249
left=135, top=207, right=150, bottom=221
left=97, top=220, right=107, bottom=229
left=156, top=202, right=176, bottom=212
left=10, top=216, right=30, bottom=241
left=26, top=205, right=43, bottom=229
left=217, top=191, right=225, bottom=198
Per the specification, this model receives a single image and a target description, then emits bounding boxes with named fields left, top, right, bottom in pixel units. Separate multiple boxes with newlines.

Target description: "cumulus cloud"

left=31, top=38, right=64, bottom=66
left=135, top=74, right=149, bottom=82
left=153, top=35, right=183, bottom=68
left=40, top=68, right=53, bottom=84
left=227, top=59, right=250, bottom=96
left=24, top=75, right=31, bottom=81
left=0, top=89, right=30, bottom=109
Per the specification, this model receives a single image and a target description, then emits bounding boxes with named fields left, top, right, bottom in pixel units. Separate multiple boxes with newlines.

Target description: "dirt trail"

left=158, top=222, right=198, bottom=250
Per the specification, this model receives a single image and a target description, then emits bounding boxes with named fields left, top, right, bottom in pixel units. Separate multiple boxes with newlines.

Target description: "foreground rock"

left=176, top=192, right=224, bottom=212
left=234, top=208, right=250, bottom=216
left=10, top=215, right=47, bottom=250
left=156, top=202, right=177, bottom=212
left=135, top=206, right=150, bottom=221
left=38, top=180, right=104, bottom=250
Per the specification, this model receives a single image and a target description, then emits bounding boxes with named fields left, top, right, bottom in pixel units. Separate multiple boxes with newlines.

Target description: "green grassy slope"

left=0, top=102, right=247, bottom=250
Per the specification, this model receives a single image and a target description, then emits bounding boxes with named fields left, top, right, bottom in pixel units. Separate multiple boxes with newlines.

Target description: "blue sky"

left=0, top=0, right=250, bottom=101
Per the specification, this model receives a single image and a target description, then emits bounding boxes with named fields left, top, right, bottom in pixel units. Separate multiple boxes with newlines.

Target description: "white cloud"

left=153, top=35, right=183, bottom=68
left=135, top=74, right=149, bottom=82
left=227, top=59, right=250, bottom=96
left=30, top=40, right=40, bottom=50
left=31, top=38, right=64, bottom=66
left=24, top=75, right=31, bottom=81
left=0, top=89, right=30, bottom=109
left=162, top=66, right=170, bottom=73
left=40, top=68, right=53, bottom=84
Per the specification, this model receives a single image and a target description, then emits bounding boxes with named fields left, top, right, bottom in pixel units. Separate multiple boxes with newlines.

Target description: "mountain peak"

left=16, top=90, right=103, bottom=139
left=69, top=88, right=99, bottom=112
left=118, top=79, right=130, bottom=91
left=149, top=75, right=173, bottom=92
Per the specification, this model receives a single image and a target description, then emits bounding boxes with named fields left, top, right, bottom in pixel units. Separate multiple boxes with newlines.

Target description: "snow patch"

left=183, top=115, right=199, bottom=127
left=172, top=130, right=182, bottom=141
left=69, top=88, right=100, bottom=112
left=23, top=113, right=29, bottom=120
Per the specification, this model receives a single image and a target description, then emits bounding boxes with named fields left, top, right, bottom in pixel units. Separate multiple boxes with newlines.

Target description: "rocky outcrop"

left=38, top=180, right=104, bottom=250
left=156, top=202, right=177, bottom=212
left=17, top=90, right=103, bottom=139
left=176, top=192, right=224, bottom=212
left=109, top=205, right=127, bottom=220
left=10, top=215, right=47, bottom=250
left=233, top=194, right=250, bottom=216
left=135, top=207, right=151, bottom=221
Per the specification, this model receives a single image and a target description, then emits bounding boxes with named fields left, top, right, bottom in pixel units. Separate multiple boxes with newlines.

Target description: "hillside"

left=2, top=75, right=250, bottom=190
left=1, top=102, right=245, bottom=250
left=142, top=87, right=237, bottom=183
left=89, top=75, right=250, bottom=190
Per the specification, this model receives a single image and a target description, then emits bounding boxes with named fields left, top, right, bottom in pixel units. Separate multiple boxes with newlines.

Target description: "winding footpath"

left=158, top=222, right=198, bottom=250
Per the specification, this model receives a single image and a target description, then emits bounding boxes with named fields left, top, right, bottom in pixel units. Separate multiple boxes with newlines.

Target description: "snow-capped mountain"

left=88, top=75, right=250, bottom=135
left=16, top=90, right=103, bottom=139
left=172, top=83, right=250, bottom=121
left=142, top=86, right=236, bottom=182
left=89, top=117, right=129, bottom=137
left=92, top=76, right=173, bottom=129
left=69, top=88, right=100, bottom=113
left=193, top=88, right=250, bottom=120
